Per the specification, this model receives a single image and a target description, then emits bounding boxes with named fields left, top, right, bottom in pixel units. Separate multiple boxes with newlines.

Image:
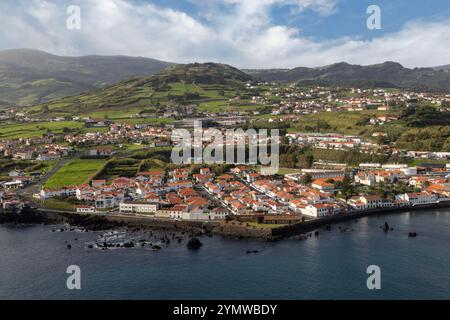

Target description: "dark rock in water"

left=246, top=250, right=259, bottom=254
left=67, top=244, right=72, bottom=249
left=382, top=222, right=390, bottom=232
left=315, top=231, right=319, bottom=237
left=325, top=225, right=331, bottom=231
left=187, top=238, right=202, bottom=250
left=123, top=242, right=135, bottom=248
left=88, top=244, right=93, bottom=249
left=409, top=232, right=418, bottom=238
left=152, top=245, right=161, bottom=250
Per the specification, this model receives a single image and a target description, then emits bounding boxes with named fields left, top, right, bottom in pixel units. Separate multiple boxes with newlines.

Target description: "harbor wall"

left=271, top=201, right=450, bottom=239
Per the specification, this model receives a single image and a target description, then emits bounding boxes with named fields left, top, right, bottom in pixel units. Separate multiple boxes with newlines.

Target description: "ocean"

left=1, top=209, right=450, bottom=300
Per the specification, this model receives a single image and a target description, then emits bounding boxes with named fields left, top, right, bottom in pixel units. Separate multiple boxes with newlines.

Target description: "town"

left=1, top=83, right=449, bottom=233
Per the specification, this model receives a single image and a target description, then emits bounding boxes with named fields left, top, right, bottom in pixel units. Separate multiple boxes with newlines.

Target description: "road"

left=17, top=157, right=73, bottom=196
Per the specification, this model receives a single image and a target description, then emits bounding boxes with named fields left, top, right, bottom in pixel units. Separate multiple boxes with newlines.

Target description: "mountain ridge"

left=245, top=61, right=450, bottom=91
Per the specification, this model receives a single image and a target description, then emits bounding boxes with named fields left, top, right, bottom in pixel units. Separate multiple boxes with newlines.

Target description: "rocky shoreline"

left=1, top=209, right=208, bottom=252
left=0, top=207, right=216, bottom=239
left=2, top=202, right=450, bottom=242
left=0, top=208, right=126, bottom=231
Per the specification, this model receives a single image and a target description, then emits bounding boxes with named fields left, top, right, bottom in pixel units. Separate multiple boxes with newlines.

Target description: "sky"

left=1, top=0, right=450, bottom=68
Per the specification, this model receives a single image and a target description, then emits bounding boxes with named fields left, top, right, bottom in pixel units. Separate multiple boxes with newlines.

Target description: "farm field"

left=0, top=121, right=84, bottom=139
left=44, top=159, right=108, bottom=189
left=286, top=111, right=390, bottom=135
left=197, top=100, right=263, bottom=112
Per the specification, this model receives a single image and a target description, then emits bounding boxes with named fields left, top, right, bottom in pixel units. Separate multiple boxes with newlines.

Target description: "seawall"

left=271, top=201, right=450, bottom=239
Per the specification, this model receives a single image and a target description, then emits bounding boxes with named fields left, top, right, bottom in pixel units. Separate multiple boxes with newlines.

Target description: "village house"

left=94, top=192, right=124, bottom=209
left=348, top=195, right=394, bottom=210
left=76, top=206, right=96, bottom=214
left=355, top=172, right=376, bottom=186
left=311, top=179, right=337, bottom=193
left=396, top=192, right=438, bottom=206
left=88, top=147, right=115, bottom=157
left=39, top=186, right=77, bottom=199
left=3, top=180, right=25, bottom=189
left=155, top=205, right=189, bottom=220
left=9, top=169, right=24, bottom=177
left=289, top=199, right=307, bottom=213
left=37, top=152, right=61, bottom=161
left=302, top=203, right=341, bottom=218
left=14, top=151, right=34, bottom=160
left=91, top=180, right=107, bottom=188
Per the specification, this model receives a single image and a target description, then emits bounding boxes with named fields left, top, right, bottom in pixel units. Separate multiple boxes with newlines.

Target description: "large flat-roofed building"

left=119, top=202, right=159, bottom=214
left=286, top=170, right=346, bottom=181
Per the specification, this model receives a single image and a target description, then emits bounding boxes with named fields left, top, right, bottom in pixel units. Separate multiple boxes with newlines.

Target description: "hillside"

left=434, top=64, right=450, bottom=72
left=0, top=49, right=173, bottom=106
left=247, top=62, right=450, bottom=91
left=29, top=63, right=255, bottom=116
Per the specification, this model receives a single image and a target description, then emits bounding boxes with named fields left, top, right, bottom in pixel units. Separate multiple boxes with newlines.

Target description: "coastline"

left=1, top=201, right=450, bottom=240
left=0, top=207, right=218, bottom=236
left=272, top=201, right=450, bottom=239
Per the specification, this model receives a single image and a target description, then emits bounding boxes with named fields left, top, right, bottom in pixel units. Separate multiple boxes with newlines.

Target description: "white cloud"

left=0, top=0, right=449, bottom=68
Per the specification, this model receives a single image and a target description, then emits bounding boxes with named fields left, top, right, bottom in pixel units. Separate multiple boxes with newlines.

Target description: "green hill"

left=28, top=63, right=255, bottom=116
left=0, top=49, right=173, bottom=106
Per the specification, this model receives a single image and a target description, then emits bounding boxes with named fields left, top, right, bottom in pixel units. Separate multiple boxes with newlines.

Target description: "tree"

left=298, top=154, right=314, bottom=169
left=339, top=175, right=355, bottom=201
left=301, top=174, right=312, bottom=185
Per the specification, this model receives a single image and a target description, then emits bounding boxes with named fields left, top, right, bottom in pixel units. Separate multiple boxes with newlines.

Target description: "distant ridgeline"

left=0, top=49, right=173, bottom=106
left=245, top=61, right=450, bottom=92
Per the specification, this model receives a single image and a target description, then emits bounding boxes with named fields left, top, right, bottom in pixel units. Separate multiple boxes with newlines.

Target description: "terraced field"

left=44, top=159, right=108, bottom=189
left=0, top=121, right=84, bottom=139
